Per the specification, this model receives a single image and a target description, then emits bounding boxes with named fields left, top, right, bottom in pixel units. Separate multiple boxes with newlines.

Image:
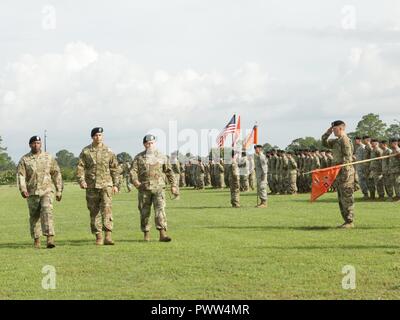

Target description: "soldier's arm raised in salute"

left=50, top=157, right=63, bottom=201
left=321, top=127, right=334, bottom=149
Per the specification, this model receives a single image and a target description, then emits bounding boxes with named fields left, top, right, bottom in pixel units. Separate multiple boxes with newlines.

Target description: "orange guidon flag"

left=311, top=166, right=342, bottom=202
left=243, top=125, right=258, bottom=150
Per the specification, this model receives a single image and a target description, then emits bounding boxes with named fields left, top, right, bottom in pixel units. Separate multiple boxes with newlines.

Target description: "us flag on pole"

left=216, top=114, right=237, bottom=147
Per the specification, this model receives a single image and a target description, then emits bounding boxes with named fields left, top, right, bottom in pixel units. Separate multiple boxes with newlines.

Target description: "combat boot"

left=34, top=238, right=41, bottom=249
left=46, top=236, right=56, bottom=249
left=256, top=200, right=268, bottom=208
left=232, top=204, right=241, bottom=208
left=104, top=231, right=115, bottom=245
left=95, top=233, right=103, bottom=246
left=338, top=222, right=354, bottom=229
left=159, top=229, right=172, bottom=242
left=144, top=231, right=150, bottom=242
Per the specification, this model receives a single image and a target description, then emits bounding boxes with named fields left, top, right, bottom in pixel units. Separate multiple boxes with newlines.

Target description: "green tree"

left=286, top=137, right=322, bottom=151
left=385, top=120, right=400, bottom=138
left=117, top=152, right=132, bottom=164
left=354, top=113, right=387, bottom=139
left=56, top=149, right=78, bottom=168
left=0, top=136, right=15, bottom=171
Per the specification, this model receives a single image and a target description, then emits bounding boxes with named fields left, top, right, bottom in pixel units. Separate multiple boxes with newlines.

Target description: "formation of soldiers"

left=16, top=125, right=400, bottom=248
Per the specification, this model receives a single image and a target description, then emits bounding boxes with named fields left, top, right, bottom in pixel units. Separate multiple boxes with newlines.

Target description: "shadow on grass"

left=254, top=244, right=400, bottom=250
left=205, top=225, right=399, bottom=231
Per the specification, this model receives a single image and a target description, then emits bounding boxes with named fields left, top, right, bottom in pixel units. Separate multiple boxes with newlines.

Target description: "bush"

left=0, top=170, right=16, bottom=185
left=61, top=167, right=76, bottom=182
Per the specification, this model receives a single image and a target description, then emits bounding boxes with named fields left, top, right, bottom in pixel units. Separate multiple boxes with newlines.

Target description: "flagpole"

left=304, top=153, right=399, bottom=175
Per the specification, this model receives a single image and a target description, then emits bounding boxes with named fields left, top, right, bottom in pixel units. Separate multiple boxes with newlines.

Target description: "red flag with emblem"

left=311, top=166, right=341, bottom=202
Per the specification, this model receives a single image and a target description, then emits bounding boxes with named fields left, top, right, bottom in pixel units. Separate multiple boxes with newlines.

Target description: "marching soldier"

left=130, top=134, right=178, bottom=242
left=254, top=144, right=268, bottom=208
left=17, top=136, right=63, bottom=249
left=321, top=121, right=355, bottom=228
left=76, top=127, right=120, bottom=246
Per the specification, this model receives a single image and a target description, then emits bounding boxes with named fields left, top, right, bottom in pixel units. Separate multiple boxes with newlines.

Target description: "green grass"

left=0, top=183, right=399, bottom=300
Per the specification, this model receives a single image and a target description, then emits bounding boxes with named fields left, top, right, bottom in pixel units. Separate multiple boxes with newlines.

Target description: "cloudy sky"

left=1, top=0, right=400, bottom=160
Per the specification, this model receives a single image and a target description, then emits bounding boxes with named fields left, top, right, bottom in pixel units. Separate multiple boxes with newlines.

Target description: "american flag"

left=216, top=115, right=237, bottom=147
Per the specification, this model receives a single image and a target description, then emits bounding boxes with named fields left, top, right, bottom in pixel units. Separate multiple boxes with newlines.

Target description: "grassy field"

left=0, top=183, right=399, bottom=300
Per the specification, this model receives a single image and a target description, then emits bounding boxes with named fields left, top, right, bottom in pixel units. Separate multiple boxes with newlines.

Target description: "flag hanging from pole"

left=311, top=166, right=341, bottom=202
left=242, top=125, right=258, bottom=150
left=216, top=115, right=236, bottom=147
left=232, top=115, right=241, bottom=147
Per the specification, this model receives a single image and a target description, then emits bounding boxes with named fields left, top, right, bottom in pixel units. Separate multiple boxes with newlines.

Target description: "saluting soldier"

left=254, top=144, right=268, bottom=208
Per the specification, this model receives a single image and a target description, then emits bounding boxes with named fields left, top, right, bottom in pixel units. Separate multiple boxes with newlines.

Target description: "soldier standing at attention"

left=229, top=151, right=241, bottom=208
left=238, top=150, right=250, bottom=192
left=380, top=140, right=393, bottom=201
left=370, top=139, right=385, bottom=200
left=17, top=136, right=63, bottom=249
left=322, top=121, right=355, bottom=229
left=76, top=128, right=120, bottom=246
left=130, top=134, right=179, bottom=242
left=254, top=144, right=268, bottom=208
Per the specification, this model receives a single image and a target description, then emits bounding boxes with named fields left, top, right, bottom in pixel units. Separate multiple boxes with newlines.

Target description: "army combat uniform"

left=76, top=143, right=119, bottom=238
left=322, top=130, right=355, bottom=226
left=17, top=151, right=63, bottom=242
left=254, top=150, right=268, bottom=207
left=130, top=149, right=177, bottom=234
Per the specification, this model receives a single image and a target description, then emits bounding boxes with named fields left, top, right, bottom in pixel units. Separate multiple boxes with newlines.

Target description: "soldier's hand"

left=112, top=186, right=119, bottom=195
left=171, top=186, right=179, bottom=195
left=21, top=191, right=29, bottom=199
left=326, top=127, right=333, bottom=135
left=133, top=180, right=141, bottom=189
left=56, top=194, right=62, bottom=202
left=80, top=181, right=88, bottom=189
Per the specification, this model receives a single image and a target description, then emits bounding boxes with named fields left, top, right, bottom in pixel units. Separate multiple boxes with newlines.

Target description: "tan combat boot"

left=159, top=229, right=172, bottom=242
left=144, top=231, right=150, bottom=242
left=95, top=233, right=103, bottom=246
left=104, top=231, right=115, bottom=245
left=256, top=200, right=268, bottom=208
left=34, top=238, right=41, bottom=249
left=46, top=236, right=56, bottom=249
left=338, top=222, right=355, bottom=229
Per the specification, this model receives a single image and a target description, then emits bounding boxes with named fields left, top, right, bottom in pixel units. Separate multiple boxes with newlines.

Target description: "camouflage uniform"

left=354, top=144, right=369, bottom=197
left=230, top=157, right=240, bottom=207
left=238, top=156, right=250, bottom=192
left=171, top=158, right=181, bottom=193
left=382, top=146, right=393, bottom=198
left=254, top=152, right=268, bottom=203
left=369, top=146, right=384, bottom=199
left=389, top=146, right=400, bottom=199
left=17, top=152, right=63, bottom=239
left=130, top=149, right=176, bottom=232
left=287, top=154, right=298, bottom=194
left=195, top=161, right=205, bottom=189
left=179, top=162, right=186, bottom=187
left=322, top=132, right=355, bottom=224
left=248, top=156, right=256, bottom=191
left=76, top=144, right=119, bottom=235
left=268, top=153, right=277, bottom=194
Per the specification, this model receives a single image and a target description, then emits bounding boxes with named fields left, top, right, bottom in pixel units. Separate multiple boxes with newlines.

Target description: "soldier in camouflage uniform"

left=76, top=127, right=120, bottom=246
left=179, top=161, right=186, bottom=188
left=248, top=155, right=256, bottom=191
left=195, top=157, right=205, bottom=189
left=389, top=138, right=400, bottom=201
left=130, top=135, right=178, bottom=242
left=254, top=145, right=268, bottom=208
left=322, top=121, right=355, bottom=228
left=229, top=151, right=241, bottom=208
left=119, top=161, right=133, bottom=192
left=214, top=159, right=225, bottom=189
left=380, top=140, right=393, bottom=200
left=268, top=150, right=278, bottom=194
left=369, top=139, right=385, bottom=200
left=287, top=151, right=298, bottom=194
left=17, top=136, right=63, bottom=249
left=238, top=151, right=250, bottom=192
left=170, top=153, right=181, bottom=199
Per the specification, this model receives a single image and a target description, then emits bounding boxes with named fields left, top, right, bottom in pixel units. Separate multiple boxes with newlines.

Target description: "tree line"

left=1, top=113, right=399, bottom=185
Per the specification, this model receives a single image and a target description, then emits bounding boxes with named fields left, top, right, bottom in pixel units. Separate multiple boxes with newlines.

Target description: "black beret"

left=380, top=140, right=388, bottom=144
left=91, top=127, right=103, bottom=137
left=254, top=144, right=263, bottom=149
left=29, top=136, right=41, bottom=144
left=362, top=135, right=370, bottom=140
left=331, top=120, right=345, bottom=127
left=355, top=136, right=362, bottom=140
left=371, top=138, right=378, bottom=143
left=143, top=134, right=156, bottom=144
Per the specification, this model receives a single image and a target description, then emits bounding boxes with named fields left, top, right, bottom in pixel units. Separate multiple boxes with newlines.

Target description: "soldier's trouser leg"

left=392, top=173, right=400, bottom=198
left=27, top=193, right=55, bottom=239
left=289, top=172, right=298, bottom=194
left=336, top=168, right=355, bottom=223
left=372, top=173, right=385, bottom=198
left=152, top=190, right=168, bottom=231
left=356, top=169, right=369, bottom=196
left=383, top=174, right=393, bottom=198
left=367, top=175, right=376, bottom=197
left=86, top=188, right=113, bottom=234
left=138, top=190, right=153, bottom=232
left=230, top=176, right=240, bottom=206
left=257, top=175, right=268, bottom=202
